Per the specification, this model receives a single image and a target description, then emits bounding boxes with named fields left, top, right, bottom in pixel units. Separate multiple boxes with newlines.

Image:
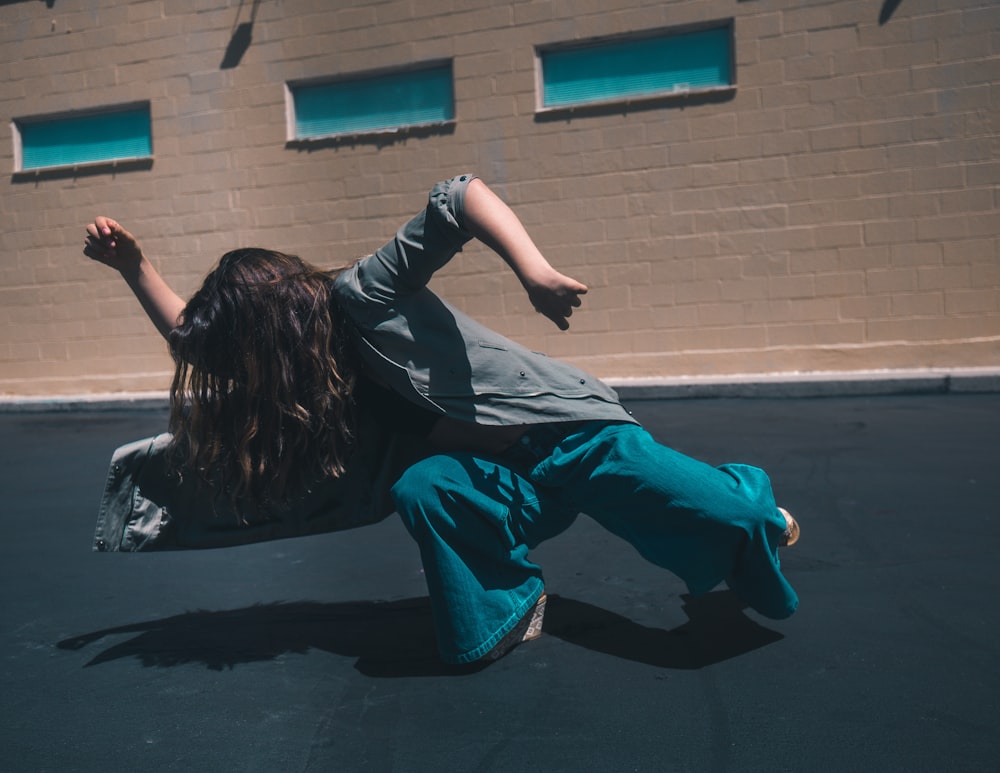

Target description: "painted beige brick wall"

left=1, top=0, right=997, bottom=396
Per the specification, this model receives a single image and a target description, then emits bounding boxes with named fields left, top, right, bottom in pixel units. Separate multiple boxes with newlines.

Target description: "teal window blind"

left=18, top=105, right=152, bottom=171
left=540, top=25, right=733, bottom=109
left=291, top=63, right=454, bottom=139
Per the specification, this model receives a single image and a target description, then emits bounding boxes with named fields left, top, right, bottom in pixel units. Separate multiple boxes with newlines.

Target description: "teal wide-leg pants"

left=391, top=421, right=798, bottom=665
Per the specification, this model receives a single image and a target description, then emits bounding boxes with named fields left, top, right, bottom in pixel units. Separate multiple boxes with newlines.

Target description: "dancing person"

left=85, top=173, right=799, bottom=666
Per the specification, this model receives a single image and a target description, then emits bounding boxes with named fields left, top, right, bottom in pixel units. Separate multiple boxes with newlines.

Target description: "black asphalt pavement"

left=2, top=394, right=998, bottom=772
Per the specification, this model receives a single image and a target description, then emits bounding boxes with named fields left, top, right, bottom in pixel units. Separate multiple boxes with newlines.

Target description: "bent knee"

left=391, top=454, right=472, bottom=511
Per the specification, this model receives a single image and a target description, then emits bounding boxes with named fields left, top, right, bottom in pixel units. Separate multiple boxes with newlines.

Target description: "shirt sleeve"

left=343, top=173, right=478, bottom=310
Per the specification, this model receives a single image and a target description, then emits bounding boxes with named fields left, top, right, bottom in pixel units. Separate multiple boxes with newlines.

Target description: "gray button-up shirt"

left=93, top=174, right=634, bottom=552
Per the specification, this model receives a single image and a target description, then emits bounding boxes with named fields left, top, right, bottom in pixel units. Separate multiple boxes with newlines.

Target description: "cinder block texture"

left=1, top=0, right=997, bottom=396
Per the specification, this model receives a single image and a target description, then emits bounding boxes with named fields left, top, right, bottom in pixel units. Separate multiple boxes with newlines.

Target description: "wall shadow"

left=10, top=158, right=153, bottom=184
left=220, top=0, right=261, bottom=69
left=285, top=122, right=457, bottom=153
left=879, top=0, right=905, bottom=25
left=534, top=88, right=736, bottom=124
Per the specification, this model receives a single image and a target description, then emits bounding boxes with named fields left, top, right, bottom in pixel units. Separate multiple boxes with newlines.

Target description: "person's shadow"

left=57, top=591, right=782, bottom=677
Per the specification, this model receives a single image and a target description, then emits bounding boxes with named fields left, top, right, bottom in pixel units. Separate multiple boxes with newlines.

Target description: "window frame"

left=285, top=59, right=456, bottom=143
left=534, top=21, right=736, bottom=115
left=12, top=101, right=153, bottom=174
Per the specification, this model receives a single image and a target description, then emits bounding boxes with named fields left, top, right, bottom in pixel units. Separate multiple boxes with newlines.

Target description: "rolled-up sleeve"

left=336, top=174, right=478, bottom=315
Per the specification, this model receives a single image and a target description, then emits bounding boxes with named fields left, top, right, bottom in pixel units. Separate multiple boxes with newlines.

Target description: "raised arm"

left=462, top=178, right=588, bottom=330
left=84, top=217, right=186, bottom=340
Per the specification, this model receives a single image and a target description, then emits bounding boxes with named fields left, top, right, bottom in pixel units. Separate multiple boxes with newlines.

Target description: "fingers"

left=538, top=308, right=570, bottom=331
left=86, top=217, right=114, bottom=239
left=555, top=283, right=586, bottom=320
left=86, top=218, right=114, bottom=243
left=529, top=277, right=589, bottom=330
left=95, top=216, right=120, bottom=234
left=536, top=298, right=576, bottom=330
left=83, top=217, right=127, bottom=263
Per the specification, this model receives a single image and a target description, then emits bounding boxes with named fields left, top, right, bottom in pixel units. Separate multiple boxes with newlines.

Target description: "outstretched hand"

left=83, top=216, right=143, bottom=273
left=82, top=216, right=185, bottom=339
left=524, top=269, right=588, bottom=331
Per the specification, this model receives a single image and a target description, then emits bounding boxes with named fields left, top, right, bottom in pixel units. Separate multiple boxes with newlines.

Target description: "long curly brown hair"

left=167, top=248, right=358, bottom=506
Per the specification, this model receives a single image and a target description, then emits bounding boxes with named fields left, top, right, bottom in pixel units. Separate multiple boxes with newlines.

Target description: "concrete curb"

left=0, top=391, right=171, bottom=414
left=607, top=367, right=1000, bottom=400
left=0, top=368, right=998, bottom=413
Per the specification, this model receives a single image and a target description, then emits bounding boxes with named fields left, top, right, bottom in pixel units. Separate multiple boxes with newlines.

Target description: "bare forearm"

left=462, top=178, right=552, bottom=285
left=461, top=177, right=587, bottom=330
left=84, top=216, right=185, bottom=341
left=120, top=257, right=186, bottom=340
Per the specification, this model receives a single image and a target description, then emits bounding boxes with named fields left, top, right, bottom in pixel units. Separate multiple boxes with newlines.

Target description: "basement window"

left=537, top=23, right=734, bottom=112
left=288, top=61, right=455, bottom=140
left=14, top=103, right=152, bottom=172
